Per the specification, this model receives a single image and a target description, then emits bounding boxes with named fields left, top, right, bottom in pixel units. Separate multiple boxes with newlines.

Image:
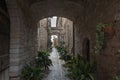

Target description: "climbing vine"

left=95, top=22, right=114, bottom=54
left=48, top=27, right=51, bottom=34
left=95, top=23, right=105, bottom=54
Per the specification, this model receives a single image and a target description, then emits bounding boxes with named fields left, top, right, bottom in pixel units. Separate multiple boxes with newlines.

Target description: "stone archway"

left=0, top=0, right=10, bottom=80
left=82, top=38, right=90, bottom=62
left=4, top=0, right=120, bottom=80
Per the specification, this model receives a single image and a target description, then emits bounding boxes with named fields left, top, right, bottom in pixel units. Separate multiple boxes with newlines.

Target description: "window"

left=51, top=16, right=57, bottom=27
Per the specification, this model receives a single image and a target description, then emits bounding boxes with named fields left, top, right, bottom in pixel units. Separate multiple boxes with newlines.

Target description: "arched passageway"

left=43, top=48, right=70, bottom=80
left=37, top=16, right=73, bottom=53
left=0, top=0, right=120, bottom=80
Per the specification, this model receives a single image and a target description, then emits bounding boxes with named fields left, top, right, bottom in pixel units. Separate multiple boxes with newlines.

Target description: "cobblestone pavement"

left=43, top=48, right=70, bottom=80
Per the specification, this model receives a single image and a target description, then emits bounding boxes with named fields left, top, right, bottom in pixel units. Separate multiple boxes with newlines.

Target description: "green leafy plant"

left=63, top=53, right=72, bottom=62
left=35, top=51, right=52, bottom=70
left=59, top=52, right=72, bottom=61
left=95, top=22, right=114, bottom=54
left=56, top=46, right=72, bottom=61
left=95, top=23, right=105, bottom=54
left=66, top=55, right=96, bottom=80
left=56, top=46, right=63, bottom=53
left=115, top=76, right=120, bottom=80
left=48, top=27, right=51, bottom=34
left=57, top=46, right=96, bottom=80
left=21, top=50, right=52, bottom=80
left=21, top=64, right=44, bottom=80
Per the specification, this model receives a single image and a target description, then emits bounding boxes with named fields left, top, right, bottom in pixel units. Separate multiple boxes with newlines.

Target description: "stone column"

left=6, top=0, right=23, bottom=80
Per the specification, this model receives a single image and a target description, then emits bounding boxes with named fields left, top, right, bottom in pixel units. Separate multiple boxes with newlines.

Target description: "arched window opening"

left=51, top=16, right=57, bottom=27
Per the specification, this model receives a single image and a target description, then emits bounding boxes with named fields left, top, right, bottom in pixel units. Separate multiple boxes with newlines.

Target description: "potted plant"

left=102, top=23, right=115, bottom=39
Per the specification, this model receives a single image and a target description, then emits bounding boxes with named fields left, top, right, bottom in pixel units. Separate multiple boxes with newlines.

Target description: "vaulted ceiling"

left=17, top=0, right=90, bottom=22
left=23, top=0, right=88, bottom=7
left=17, top=0, right=116, bottom=22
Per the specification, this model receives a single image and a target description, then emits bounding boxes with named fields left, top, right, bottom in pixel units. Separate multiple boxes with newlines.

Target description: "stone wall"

left=4, top=0, right=120, bottom=80
left=74, top=0, right=120, bottom=80
left=37, top=18, right=48, bottom=51
left=93, top=1, right=120, bottom=80
left=6, top=0, right=38, bottom=80
left=50, top=17, right=73, bottom=54
left=61, top=18, right=73, bottom=54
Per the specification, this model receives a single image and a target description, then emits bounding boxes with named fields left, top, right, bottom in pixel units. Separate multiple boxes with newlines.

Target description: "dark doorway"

left=82, top=38, right=90, bottom=62
left=0, top=0, right=10, bottom=72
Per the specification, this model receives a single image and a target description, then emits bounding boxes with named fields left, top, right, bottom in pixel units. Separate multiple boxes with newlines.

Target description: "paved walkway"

left=43, top=48, right=70, bottom=80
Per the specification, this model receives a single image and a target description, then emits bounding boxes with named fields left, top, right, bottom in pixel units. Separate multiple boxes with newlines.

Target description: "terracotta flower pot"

left=103, top=26, right=115, bottom=39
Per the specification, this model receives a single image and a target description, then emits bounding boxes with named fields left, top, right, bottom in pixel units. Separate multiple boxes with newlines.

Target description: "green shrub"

left=115, top=76, right=120, bottom=80
left=21, top=64, right=44, bottom=80
left=35, top=51, right=52, bottom=70
left=95, top=23, right=105, bottom=54
left=59, top=52, right=72, bottom=61
left=21, top=50, right=52, bottom=80
left=66, top=55, right=96, bottom=80
left=56, top=46, right=63, bottom=54
left=56, top=46, right=72, bottom=61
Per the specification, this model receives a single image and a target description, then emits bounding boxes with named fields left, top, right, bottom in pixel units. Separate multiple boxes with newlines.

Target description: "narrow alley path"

left=43, top=48, right=70, bottom=80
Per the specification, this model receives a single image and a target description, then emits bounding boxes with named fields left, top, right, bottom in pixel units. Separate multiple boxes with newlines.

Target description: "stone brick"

left=0, top=0, right=119, bottom=80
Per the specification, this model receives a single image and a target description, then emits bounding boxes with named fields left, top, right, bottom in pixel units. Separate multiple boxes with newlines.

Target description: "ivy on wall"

left=95, top=23, right=105, bottom=54
left=95, top=22, right=114, bottom=54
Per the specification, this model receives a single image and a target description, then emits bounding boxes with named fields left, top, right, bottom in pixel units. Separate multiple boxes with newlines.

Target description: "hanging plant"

left=102, top=23, right=115, bottom=39
left=95, top=23, right=105, bottom=54
left=95, top=22, right=115, bottom=54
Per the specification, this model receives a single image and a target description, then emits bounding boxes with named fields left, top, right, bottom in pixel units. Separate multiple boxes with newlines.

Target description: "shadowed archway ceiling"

left=24, top=0, right=88, bottom=7
left=17, top=0, right=101, bottom=22
left=27, top=0, right=88, bottom=21
left=18, top=0, right=115, bottom=21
